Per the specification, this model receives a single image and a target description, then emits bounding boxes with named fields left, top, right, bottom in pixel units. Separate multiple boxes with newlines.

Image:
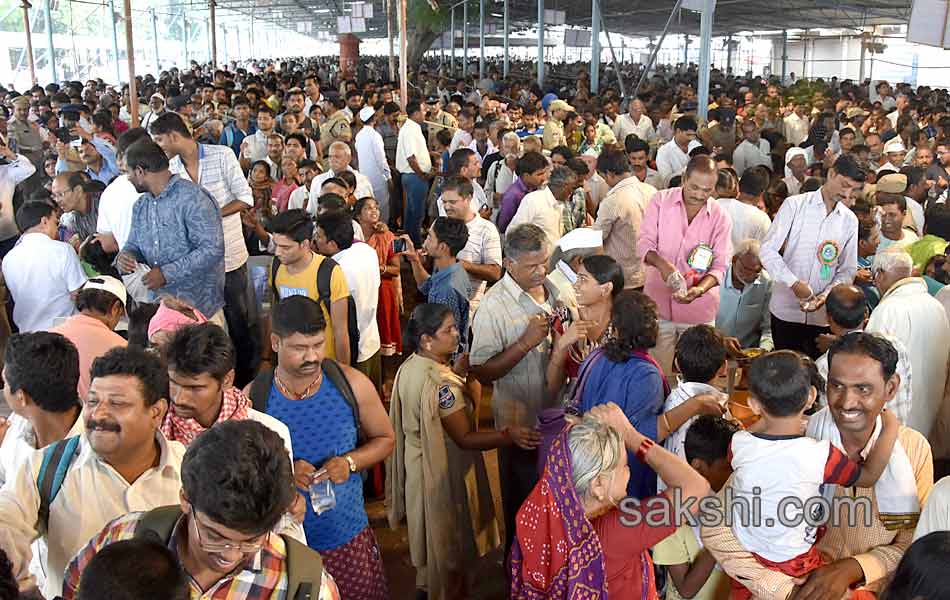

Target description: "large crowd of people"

left=0, top=53, right=948, bottom=600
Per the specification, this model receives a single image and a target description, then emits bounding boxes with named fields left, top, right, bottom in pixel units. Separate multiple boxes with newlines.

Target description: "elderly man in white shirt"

left=867, top=248, right=950, bottom=438
left=309, top=141, right=375, bottom=210
left=760, top=154, right=866, bottom=358
left=354, top=106, right=393, bottom=223
left=733, top=119, right=772, bottom=177
left=783, top=147, right=808, bottom=196
left=612, top=99, right=655, bottom=146
left=783, top=102, right=810, bottom=146
left=656, top=116, right=698, bottom=187
left=0, top=346, right=185, bottom=599
left=508, top=165, right=576, bottom=245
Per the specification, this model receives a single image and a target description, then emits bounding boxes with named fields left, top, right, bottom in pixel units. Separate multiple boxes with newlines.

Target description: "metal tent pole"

left=503, top=0, right=509, bottom=77
left=44, top=0, right=56, bottom=82
left=399, top=0, right=408, bottom=108
left=478, top=0, right=485, bottom=79
left=598, top=1, right=625, bottom=97
left=632, top=0, right=682, bottom=98
left=781, top=29, right=787, bottom=82
left=108, top=0, right=121, bottom=82
left=537, top=0, right=544, bottom=87
left=151, top=9, right=160, bottom=73
left=696, top=0, right=714, bottom=122
left=590, top=0, right=600, bottom=92
left=209, top=0, right=217, bottom=67
left=21, top=1, right=37, bottom=85
left=450, top=7, right=455, bottom=75
left=462, top=0, right=468, bottom=76
left=182, top=12, right=189, bottom=65
left=123, top=0, right=138, bottom=126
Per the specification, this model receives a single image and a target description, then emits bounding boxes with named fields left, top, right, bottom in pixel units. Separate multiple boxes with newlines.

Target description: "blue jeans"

left=401, top=172, right=430, bottom=246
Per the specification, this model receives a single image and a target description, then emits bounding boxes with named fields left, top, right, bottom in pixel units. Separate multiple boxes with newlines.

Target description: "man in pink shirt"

left=638, top=155, right=732, bottom=375
left=49, top=276, right=127, bottom=399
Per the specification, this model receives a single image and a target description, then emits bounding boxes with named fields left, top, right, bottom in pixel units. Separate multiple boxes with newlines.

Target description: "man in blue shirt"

left=55, top=127, right=119, bottom=185
left=715, top=238, right=774, bottom=351
left=116, top=138, right=226, bottom=320
left=218, top=95, right=256, bottom=158
left=403, top=216, right=472, bottom=351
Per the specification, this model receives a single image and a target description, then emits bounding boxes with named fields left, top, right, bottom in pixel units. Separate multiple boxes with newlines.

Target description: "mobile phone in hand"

left=392, top=238, right=407, bottom=254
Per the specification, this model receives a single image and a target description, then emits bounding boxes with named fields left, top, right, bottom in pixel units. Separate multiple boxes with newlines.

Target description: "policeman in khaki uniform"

left=426, top=96, right=458, bottom=147
left=320, top=97, right=353, bottom=158
left=8, top=97, right=43, bottom=166
left=542, top=99, right=573, bottom=150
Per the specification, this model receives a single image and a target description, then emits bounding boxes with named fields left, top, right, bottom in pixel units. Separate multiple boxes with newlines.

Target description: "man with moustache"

left=0, top=346, right=185, bottom=599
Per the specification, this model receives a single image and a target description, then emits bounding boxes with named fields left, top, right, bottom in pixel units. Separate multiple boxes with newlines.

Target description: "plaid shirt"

left=62, top=511, right=340, bottom=600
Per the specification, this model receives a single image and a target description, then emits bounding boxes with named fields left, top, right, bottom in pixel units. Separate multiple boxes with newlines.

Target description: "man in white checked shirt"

left=760, top=154, right=867, bottom=358
left=149, top=112, right=262, bottom=388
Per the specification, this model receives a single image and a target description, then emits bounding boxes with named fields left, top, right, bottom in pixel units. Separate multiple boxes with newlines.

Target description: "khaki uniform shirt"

left=542, top=118, right=566, bottom=150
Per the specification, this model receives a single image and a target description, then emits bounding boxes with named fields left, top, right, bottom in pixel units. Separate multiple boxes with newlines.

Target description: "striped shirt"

left=62, top=511, right=340, bottom=600
left=456, top=215, right=502, bottom=315
left=760, top=190, right=858, bottom=325
left=170, top=144, right=254, bottom=273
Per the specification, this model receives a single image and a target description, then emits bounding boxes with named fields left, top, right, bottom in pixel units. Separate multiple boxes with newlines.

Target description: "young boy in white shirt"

left=728, top=351, right=898, bottom=599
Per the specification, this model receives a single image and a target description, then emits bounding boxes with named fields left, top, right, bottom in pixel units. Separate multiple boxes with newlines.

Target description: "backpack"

left=270, top=255, right=361, bottom=366
left=248, top=360, right=364, bottom=444
left=35, top=435, right=81, bottom=535
left=134, top=506, right=323, bottom=600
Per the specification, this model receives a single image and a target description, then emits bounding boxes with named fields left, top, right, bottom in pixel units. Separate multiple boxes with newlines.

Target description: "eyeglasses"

left=190, top=507, right=268, bottom=554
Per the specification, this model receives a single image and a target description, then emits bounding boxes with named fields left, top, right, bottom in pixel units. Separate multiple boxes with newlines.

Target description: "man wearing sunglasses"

left=63, top=420, right=339, bottom=600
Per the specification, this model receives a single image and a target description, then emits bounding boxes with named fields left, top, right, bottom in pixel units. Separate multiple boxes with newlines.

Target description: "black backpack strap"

left=321, top=359, right=363, bottom=444
left=270, top=256, right=282, bottom=303
left=284, top=534, right=324, bottom=600
left=36, top=435, right=81, bottom=535
left=249, top=367, right=276, bottom=413
left=315, top=256, right=336, bottom=310
left=133, top=506, right=183, bottom=543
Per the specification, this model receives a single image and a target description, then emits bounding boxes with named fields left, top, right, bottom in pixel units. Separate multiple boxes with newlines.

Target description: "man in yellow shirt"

left=542, top=99, right=573, bottom=150
left=267, top=209, right=353, bottom=364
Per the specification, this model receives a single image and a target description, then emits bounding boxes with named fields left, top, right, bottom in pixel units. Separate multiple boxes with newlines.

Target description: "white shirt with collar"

left=2, top=233, right=87, bottom=332
left=655, top=139, right=690, bottom=187
left=613, top=113, right=655, bottom=144
left=96, top=174, right=140, bottom=252
left=287, top=184, right=310, bottom=212
left=0, top=432, right=185, bottom=598
left=717, top=197, right=772, bottom=251
left=308, top=167, right=375, bottom=214
left=783, top=112, right=810, bottom=146
left=507, top=186, right=563, bottom=245
left=0, top=414, right=84, bottom=590
left=354, top=125, right=392, bottom=193
left=904, top=196, right=925, bottom=234
left=733, top=138, right=772, bottom=177
left=759, top=190, right=858, bottom=326
left=396, top=118, right=431, bottom=175
left=437, top=179, right=487, bottom=217
left=243, top=129, right=275, bottom=164
left=333, top=243, right=382, bottom=362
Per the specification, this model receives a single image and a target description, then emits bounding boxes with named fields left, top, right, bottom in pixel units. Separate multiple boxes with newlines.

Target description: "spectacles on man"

left=190, top=506, right=268, bottom=554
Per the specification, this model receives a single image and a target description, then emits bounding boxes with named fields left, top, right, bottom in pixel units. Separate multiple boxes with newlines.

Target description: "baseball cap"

left=549, top=99, right=575, bottom=113
left=425, top=95, right=440, bottom=104
left=876, top=173, right=908, bottom=194
left=83, top=276, right=127, bottom=307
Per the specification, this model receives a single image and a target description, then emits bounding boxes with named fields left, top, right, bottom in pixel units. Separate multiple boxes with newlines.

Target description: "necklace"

left=274, top=369, right=323, bottom=400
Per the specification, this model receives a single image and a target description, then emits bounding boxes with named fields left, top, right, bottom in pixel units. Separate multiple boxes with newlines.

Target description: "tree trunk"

left=407, top=27, right=441, bottom=72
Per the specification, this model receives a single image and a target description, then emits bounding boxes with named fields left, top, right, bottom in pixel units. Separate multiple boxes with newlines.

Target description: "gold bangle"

left=662, top=412, right=674, bottom=435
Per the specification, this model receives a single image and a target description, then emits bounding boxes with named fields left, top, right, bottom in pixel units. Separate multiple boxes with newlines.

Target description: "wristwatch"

left=344, top=454, right=357, bottom=473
